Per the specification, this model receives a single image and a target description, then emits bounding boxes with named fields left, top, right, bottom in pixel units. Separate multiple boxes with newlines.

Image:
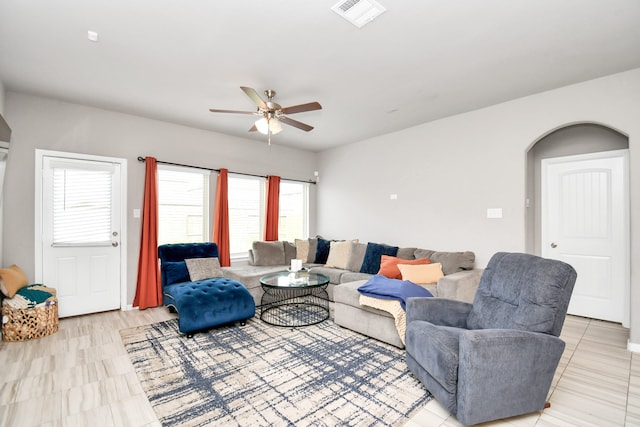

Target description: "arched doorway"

left=525, top=123, right=630, bottom=325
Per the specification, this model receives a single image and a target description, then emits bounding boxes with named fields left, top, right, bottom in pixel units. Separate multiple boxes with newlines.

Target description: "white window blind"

left=52, top=167, right=112, bottom=245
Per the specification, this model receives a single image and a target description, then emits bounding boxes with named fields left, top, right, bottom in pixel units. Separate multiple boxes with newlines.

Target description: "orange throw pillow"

left=377, top=255, right=431, bottom=279
left=0, top=265, right=29, bottom=298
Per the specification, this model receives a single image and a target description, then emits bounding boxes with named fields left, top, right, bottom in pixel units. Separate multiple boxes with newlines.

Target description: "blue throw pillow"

left=314, top=238, right=332, bottom=264
left=163, top=261, right=190, bottom=286
left=360, top=242, right=399, bottom=274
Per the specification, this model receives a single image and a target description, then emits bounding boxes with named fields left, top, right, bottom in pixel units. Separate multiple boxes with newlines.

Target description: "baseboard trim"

left=627, top=340, right=640, bottom=353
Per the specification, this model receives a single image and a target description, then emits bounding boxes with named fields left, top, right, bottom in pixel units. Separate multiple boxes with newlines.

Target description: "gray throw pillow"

left=345, top=242, right=367, bottom=272
left=414, top=248, right=436, bottom=260
left=252, top=241, right=285, bottom=266
left=307, top=238, right=318, bottom=263
left=283, top=241, right=297, bottom=264
left=414, top=249, right=475, bottom=275
left=396, top=247, right=417, bottom=260
left=429, top=251, right=475, bottom=275
left=185, top=257, right=223, bottom=281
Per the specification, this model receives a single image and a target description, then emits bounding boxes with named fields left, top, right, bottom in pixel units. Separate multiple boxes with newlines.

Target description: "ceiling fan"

left=209, top=86, right=322, bottom=144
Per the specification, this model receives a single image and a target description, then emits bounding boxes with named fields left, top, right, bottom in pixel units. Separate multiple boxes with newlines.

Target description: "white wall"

left=318, top=68, right=640, bottom=345
left=0, top=77, right=6, bottom=266
left=3, top=92, right=318, bottom=304
left=0, top=78, right=5, bottom=115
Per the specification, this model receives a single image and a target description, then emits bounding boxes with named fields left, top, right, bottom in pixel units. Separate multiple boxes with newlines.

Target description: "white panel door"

left=542, top=150, right=629, bottom=324
left=40, top=155, right=122, bottom=317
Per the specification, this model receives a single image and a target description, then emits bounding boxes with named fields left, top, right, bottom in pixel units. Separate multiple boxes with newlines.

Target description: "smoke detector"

left=331, top=0, right=386, bottom=28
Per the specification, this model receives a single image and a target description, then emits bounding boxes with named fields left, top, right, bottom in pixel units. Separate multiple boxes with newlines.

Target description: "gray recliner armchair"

left=405, top=252, right=577, bottom=425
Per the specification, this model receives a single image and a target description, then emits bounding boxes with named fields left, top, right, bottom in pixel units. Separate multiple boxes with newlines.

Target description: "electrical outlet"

left=487, top=208, right=503, bottom=219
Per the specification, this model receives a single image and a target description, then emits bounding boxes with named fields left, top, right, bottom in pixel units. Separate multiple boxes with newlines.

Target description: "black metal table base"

left=260, top=287, right=329, bottom=327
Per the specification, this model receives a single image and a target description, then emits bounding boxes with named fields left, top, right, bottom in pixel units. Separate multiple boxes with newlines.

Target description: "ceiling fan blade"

left=280, top=116, right=314, bottom=132
left=240, top=86, right=268, bottom=110
left=248, top=124, right=257, bottom=132
left=280, top=102, right=322, bottom=115
left=209, top=108, right=256, bottom=115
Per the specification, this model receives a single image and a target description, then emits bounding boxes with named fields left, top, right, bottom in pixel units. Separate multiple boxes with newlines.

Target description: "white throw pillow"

left=325, top=240, right=357, bottom=269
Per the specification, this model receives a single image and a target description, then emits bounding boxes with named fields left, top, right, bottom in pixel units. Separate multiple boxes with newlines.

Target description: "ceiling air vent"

left=331, top=0, right=386, bottom=28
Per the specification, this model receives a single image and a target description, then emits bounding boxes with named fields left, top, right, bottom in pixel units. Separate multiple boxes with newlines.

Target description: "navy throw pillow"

left=360, top=242, right=399, bottom=274
left=163, top=261, right=190, bottom=286
left=314, top=238, right=332, bottom=264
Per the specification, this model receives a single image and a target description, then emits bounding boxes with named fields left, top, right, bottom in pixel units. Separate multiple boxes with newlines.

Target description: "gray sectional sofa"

left=222, top=238, right=483, bottom=348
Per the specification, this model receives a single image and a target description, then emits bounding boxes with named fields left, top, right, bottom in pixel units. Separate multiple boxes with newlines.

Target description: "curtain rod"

left=137, top=156, right=316, bottom=184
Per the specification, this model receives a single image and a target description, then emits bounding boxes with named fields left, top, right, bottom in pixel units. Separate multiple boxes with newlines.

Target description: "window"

left=52, top=163, right=113, bottom=245
left=278, top=181, right=309, bottom=243
left=228, top=175, right=264, bottom=257
left=228, top=175, right=309, bottom=258
left=158, top=165, right=209, bottom=245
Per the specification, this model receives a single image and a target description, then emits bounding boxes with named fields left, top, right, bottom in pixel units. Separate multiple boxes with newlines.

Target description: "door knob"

left=550, top=242, right=557, bottom=248
left=112, top=242, right=119, bottom=247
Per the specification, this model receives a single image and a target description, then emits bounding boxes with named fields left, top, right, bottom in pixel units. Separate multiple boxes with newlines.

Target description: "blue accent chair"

left=158, top=242, right=255, bottom=336
left=405, top=252, right=577, bottom=425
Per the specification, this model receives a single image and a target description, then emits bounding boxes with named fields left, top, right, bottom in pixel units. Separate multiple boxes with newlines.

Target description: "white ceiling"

left=1, top=1, right=639, bottom=152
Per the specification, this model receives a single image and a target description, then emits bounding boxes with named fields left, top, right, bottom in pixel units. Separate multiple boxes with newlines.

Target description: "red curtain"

left=133, top=157, right=162, bottom=309
left=264, top=175, right=281, bottom=241
left=213, top=168, right=231, bottom=266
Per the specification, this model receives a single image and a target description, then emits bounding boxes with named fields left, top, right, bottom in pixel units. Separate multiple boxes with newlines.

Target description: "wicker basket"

left=2, top=300, right=59, bottom=342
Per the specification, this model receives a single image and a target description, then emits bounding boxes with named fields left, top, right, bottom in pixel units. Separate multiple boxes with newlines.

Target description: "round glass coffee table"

left=259, top=271, right=330, bottom=327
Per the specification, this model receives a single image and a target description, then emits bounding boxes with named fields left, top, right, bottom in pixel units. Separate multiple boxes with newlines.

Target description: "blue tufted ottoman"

left=163, top=277, right=255, bottom=335
left=158, top=242, right=256, bottom=336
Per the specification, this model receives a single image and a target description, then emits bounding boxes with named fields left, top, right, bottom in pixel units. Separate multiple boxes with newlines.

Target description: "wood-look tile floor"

left=0, top=308, right=637, bottom=426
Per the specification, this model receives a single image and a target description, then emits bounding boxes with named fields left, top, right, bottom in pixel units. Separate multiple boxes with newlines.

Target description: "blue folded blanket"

left=357, top=274, right=433, bottom=310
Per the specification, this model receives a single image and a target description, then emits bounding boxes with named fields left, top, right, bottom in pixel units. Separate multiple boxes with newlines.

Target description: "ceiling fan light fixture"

left=255, top=117, right=283, bottom=135
left=270, top=118, right=283, bottom=134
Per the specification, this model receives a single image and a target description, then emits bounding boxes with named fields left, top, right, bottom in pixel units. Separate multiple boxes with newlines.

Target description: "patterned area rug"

left=120, top=318, right=432, bottom=426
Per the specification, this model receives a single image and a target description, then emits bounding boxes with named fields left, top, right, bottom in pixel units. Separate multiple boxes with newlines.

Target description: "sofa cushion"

left=252, top=241, right=285, bottom=266
left=333, top=279, right=368, bottom=307
left=308, top=266, right=350, bottom=284
left=378, top=255, right=431, bottom=279
left=340, top=271, right=373, bottom=283
left=325, top=240, right=356, bottom=269
left=345, top=242, right=367, bottom=272
left=414, top=249, right=475, bottom=275
left=222, top=265, right=286, bottom=291
left=360, top=242, right=399, bottom=274
left=399, top=263, right=444, bottom=284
